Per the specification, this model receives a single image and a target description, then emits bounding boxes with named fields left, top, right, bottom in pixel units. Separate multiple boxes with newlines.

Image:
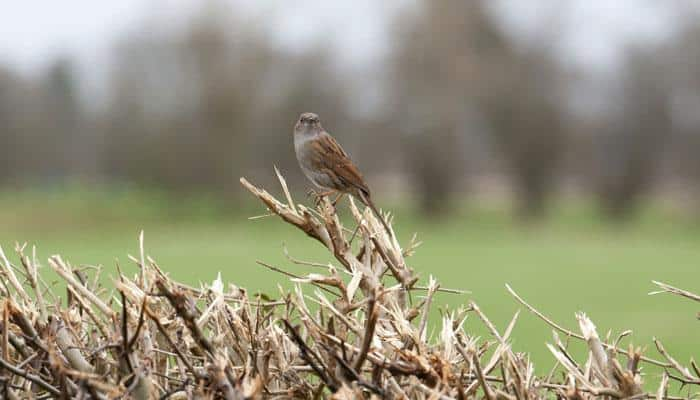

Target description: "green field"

left=1, top=186, right=698, bottom=391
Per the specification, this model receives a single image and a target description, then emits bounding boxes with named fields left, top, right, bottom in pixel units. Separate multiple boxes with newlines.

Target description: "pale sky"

left=499, top=0, right=682, bottom=70
left=0, top=0, right=687, bottom=79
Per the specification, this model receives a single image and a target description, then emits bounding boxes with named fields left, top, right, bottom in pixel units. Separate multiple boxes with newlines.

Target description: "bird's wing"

left=310, top=131, right=370, bottom=196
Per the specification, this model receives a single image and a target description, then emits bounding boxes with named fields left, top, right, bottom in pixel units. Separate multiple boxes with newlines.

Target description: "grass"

left=0, top=185, right=698, bottom=389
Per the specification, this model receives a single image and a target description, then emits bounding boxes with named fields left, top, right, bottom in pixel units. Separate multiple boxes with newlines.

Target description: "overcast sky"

left=0, top=0, right=686, bottom=78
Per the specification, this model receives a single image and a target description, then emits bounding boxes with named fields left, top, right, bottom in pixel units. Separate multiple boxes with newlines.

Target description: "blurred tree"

left=593, top=49, right=671, bottom=219
left=479, top=47, right=567, bottom=219
left=101, top=41, right=152, bottom=183
left=102, top=3, right=267, bottom=193
left=390, top=0, right=509, bottom=215
left=664, top=22, right=700, bottom=213
left=391, top=0, right=567, bottom=218
left=40, top=58, right=83, bottom=178
left=0, top=67, right=23, bottom=184
left=0, top=59, right=84, bottom=185
left=179, top=10, right=255, bottom=192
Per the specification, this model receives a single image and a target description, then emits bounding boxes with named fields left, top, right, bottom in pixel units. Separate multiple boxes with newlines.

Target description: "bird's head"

left=295, top=112, right=322, bottom=136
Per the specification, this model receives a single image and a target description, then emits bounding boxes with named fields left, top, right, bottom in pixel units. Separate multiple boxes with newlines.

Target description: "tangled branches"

left=0, top=171, right=697, bottom=399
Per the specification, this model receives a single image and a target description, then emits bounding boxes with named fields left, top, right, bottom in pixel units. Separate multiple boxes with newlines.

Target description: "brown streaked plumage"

left=294, top=112, right=392, bottom=235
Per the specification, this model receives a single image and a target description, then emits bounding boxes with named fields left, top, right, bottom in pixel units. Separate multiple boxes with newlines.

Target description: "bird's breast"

left=295, top=134, right=334, bottom=190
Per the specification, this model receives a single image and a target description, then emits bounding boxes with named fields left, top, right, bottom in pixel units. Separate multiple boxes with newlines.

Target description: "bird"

left=293, top=112, right=393, bottom=236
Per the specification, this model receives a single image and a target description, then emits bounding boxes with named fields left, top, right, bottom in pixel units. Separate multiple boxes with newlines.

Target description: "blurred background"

left=1, top=0, right=699, bottom=380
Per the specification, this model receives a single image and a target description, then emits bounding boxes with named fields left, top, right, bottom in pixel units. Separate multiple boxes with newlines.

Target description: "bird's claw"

left=306, top=189, right=332, bottom=206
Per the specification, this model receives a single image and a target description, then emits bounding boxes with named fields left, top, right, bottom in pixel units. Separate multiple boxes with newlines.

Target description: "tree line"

left=1, top=1, right=699, bottom=219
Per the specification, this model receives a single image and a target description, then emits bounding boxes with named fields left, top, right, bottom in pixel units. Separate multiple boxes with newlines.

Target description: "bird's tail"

left=358, top=191, right=394, bottom=238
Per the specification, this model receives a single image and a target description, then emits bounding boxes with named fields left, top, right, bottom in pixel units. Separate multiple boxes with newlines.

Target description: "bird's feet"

left=306, top=189, right=333, bottom=206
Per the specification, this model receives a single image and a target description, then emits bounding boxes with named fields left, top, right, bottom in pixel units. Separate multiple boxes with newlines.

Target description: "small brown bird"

left=294, top=112, right=392, bottom=235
